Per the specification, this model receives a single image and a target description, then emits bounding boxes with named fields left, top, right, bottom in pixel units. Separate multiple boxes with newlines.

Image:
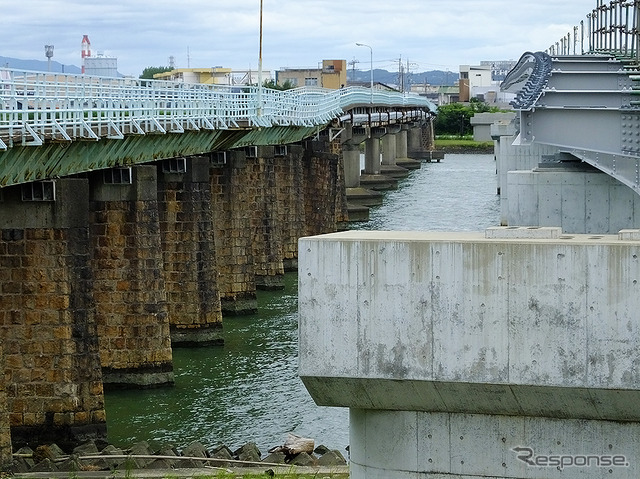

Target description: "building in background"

left=480, top=60, right=517, bottom=82
left=459, top=61, right=516, bottom=106
left=459, top=64, right=492, bottom=102
left=84, top=54, right=118, bottom=77
left=275, top=60, right=347, bottom=89
left=154, top=67, right=232, bottom=84
left=409, top=83, right=460, bottom=105
left=154, top=67, right=273, bottom=85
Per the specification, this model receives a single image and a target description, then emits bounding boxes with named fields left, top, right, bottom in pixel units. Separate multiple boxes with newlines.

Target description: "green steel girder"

left=0, top=125, right=322, bottom=188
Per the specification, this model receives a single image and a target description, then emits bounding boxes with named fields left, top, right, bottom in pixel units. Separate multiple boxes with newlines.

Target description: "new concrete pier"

left=299, top=228, right=640, bottom=478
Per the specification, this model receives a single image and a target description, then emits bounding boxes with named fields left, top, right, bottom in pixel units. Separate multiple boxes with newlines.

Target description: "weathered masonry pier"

left=0, top=68, right=435, bottom=464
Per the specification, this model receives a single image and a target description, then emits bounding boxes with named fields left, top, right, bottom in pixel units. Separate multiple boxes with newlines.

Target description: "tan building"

left=154, top=68, right=233, bottom=85
left=275, top=60, right=347, bottom=89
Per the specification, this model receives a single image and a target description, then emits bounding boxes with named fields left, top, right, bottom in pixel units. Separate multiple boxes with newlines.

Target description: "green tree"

left=139, top=66, right=172, bottom=79
left=434, top=103, right=474, bottom=136
left=434, top=100, right=502, bottom=136
left=261, top=79, right=295, bottom=90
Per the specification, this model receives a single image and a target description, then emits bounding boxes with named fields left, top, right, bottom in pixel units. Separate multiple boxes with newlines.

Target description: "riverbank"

left=434, top=138, right=495, bottom=155
left=9, top=438, right=349, bottom=479
left=16, top=465, right=350, bottom=479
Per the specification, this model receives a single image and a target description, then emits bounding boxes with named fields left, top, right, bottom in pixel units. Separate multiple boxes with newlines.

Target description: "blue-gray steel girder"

left=503, top=51, right=640, bottom=193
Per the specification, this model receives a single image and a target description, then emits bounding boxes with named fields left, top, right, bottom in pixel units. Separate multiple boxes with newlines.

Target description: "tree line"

left=434, top=99, right=503, bottom=136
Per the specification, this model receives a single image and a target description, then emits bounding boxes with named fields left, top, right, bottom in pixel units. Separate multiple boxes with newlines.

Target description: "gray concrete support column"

left=343, top=143, right=362, bottom=188
left=396, top=128, right=409, bottom=160
left=363, top=137, right=380, bottom=175
left=381, top=133, right=397, bottom=166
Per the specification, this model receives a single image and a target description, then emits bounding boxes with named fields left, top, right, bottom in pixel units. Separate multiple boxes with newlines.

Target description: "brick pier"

left=0, top=137, right=346, bottom=454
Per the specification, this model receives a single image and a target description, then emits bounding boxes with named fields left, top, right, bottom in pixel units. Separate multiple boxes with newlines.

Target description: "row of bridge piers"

left=0, top=119, right=435, bottom=463
left=342, top=121, right=437, bottom=220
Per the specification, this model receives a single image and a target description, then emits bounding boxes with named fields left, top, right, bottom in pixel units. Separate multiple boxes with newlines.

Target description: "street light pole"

left=356, top=42, right=373, bottom=103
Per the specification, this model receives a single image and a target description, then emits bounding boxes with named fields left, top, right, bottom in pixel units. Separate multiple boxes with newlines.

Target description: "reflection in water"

left=105, top=154, right=500, bottom=454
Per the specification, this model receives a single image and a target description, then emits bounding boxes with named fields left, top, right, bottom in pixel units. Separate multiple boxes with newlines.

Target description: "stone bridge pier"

left=0, top=135, right=347, bottom=454
left=0, top=178, right=107, bottom=450
left=407, top=119, right=435, bottom=160
left=300, top=228, right=640, bottom=479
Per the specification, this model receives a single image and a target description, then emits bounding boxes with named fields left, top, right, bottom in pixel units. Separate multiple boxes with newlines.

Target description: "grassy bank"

left=434, top=137, right=494, bottom=154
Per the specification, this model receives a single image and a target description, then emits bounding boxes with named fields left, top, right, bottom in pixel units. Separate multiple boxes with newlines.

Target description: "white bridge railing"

left=0, top=69, right=436, bottom=150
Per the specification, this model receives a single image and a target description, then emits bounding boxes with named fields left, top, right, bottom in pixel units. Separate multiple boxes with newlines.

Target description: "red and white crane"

left=81, top=35, right=91, bottom=74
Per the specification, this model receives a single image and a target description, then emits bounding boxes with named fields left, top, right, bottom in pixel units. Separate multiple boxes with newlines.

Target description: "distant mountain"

left=0, top=56, right=81, bottom=74
left=348, top=68, right=459, bottom=87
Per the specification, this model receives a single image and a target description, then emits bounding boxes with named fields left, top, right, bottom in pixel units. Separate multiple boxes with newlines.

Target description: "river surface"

left=104, top=153, right=500, bottom=455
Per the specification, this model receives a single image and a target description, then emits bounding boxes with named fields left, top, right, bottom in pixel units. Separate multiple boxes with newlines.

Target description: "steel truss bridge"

left=0, top=69, right=436, bottom=187
left=503, top=0, right=640, bottom=194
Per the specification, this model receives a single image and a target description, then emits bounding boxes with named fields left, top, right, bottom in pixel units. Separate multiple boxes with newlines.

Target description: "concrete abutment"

left=299, top=229, right=640, bottom=479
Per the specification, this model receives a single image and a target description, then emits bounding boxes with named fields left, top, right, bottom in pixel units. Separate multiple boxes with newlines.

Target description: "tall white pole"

left=356, top=43, right=373, bottom=103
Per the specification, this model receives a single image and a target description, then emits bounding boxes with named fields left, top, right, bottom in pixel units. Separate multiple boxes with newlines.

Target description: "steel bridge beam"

left=503, top=52, right=640, bottom=193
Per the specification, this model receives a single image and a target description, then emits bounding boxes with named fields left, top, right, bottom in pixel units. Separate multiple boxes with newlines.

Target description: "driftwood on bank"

left=268, top=433, right=315, bottom=455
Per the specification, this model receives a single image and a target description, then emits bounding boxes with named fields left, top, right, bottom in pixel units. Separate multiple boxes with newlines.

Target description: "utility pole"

left=405, top=58, right=417, bottom=93
left=397, top=56, right=404, bottom=92
left=348, top=57, right=359, bottom=84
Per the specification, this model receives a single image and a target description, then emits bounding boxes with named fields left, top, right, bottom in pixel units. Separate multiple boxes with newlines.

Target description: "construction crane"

left=81, top=35, right=91, bottom=74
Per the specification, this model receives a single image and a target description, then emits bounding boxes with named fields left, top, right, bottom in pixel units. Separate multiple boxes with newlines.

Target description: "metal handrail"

left=0, top=69, right=436, bottom=149
left=546, top=0, right=640, bottom=60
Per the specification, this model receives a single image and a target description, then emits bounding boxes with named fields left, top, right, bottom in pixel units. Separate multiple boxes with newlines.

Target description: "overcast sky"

left=3, top=0, right=596, bottom=77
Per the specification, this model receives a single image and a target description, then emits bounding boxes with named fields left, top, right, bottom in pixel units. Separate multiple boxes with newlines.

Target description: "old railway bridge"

left=0, top=68, right=436, bottom=457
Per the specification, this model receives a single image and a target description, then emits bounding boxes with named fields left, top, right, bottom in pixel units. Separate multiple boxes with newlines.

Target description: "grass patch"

left=434, top=138, right=494, bottom=149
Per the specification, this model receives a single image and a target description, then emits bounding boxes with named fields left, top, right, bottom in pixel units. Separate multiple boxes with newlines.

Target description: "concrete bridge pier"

left=340, top=125, right=383, bottom=221
left=299, top=228, right=640, bottom=479
left=363, top=131, right=382, bottom=175
left=343, top=142, right=362, bottom=188
left=0, top=177, right=107, bottom=449
left=381, top=130, right=397, bottom=166
left=494, top=121, right=640, bottom=234
left=394, top=125, right=421, bottom=170
left=380, top=126, right=410, bottom=179
left=361, top=127, right=398, bottom=191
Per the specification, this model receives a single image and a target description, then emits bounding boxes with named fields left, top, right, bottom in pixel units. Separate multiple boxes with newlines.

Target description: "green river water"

left=104, top=153, right=500, bottom=456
